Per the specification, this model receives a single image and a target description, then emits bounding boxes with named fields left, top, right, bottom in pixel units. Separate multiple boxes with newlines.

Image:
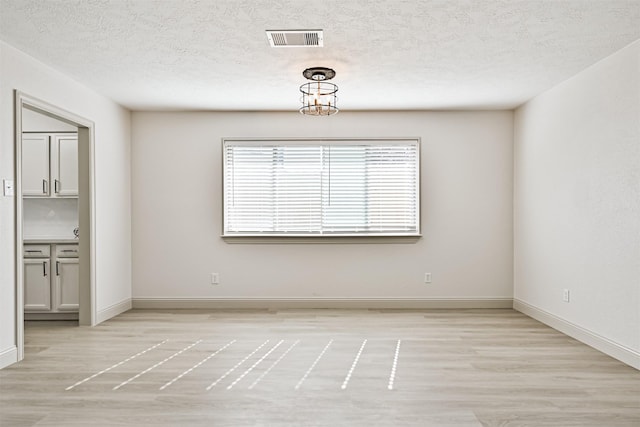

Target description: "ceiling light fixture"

left=299, top=67, right=338, bottom=116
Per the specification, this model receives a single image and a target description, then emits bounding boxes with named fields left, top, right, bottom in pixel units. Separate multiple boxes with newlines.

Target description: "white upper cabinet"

left=22, top=133, right=78, bottom=198
left=53, top=135, right=79, bottom=196
left=22, top=134, right=50, bottom=196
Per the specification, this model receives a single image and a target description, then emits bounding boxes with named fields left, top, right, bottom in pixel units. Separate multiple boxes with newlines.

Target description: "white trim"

left=14, top=93, right=24, bottom=361
left=0, top=346, right=18, bottom=369
left=14, top=91, right=97, bottom=364
left=513, top=299, right=640, bottom=370
left=24, top=313, right=78, bottom=321
left=132, top=297, right=513, bottom=310
left=96, top=298, right=132, bottom=324
left=222, top=235, right=421, bottom=244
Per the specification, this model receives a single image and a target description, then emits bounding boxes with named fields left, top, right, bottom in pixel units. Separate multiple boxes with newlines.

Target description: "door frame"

left=14, top=91, right=97, bottom=361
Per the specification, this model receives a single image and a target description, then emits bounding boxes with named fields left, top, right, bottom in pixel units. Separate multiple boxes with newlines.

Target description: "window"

left=223, top=138, right=420, bottom=237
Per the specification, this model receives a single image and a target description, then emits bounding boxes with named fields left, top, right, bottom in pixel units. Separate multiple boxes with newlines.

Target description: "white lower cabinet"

left=55, top=258, right=79, bottom=311
left=24, top=258, right=51, bottom=311
left=24, top=243, right=78, bottom=315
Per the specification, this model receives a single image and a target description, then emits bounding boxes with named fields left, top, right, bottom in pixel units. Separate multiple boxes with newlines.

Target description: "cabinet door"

left=22, top=134, right=50, bottom=196
left=53, top=135, right=78, bottom=196
left=24, top=259, right=51, bottom=311
left=55, top=259, right=79, bottom=311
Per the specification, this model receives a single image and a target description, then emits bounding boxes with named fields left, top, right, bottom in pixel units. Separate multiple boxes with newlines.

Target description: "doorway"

left=14, top=91, right=96, bottom=361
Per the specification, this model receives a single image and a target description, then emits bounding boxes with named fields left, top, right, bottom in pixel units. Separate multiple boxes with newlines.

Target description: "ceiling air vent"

left=266, top=30, right=323, bottom=47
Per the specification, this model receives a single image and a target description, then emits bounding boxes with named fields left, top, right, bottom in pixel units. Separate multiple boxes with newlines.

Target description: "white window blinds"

left=223, top=139, right=420, bottom=236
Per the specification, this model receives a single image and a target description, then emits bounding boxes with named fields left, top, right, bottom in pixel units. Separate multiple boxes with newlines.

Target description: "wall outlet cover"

left=3, top=179, right=14, bottom=196
left=211, top=273, right=220, bottom=285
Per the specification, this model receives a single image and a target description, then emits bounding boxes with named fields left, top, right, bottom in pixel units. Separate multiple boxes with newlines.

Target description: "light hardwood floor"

left=1, top=309, right=638, bottom=426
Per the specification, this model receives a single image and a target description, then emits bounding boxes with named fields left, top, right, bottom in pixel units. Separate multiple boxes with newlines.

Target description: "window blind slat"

left=224, top=140, right=419, bottom=236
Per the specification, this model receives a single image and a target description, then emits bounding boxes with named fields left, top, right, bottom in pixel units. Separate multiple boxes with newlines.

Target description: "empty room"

left=0, top=1, right=639, bottom=426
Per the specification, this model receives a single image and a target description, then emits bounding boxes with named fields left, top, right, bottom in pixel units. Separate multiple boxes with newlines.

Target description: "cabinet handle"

left=61, top=249, right=77, bottom=253
left=56, top=261, right=60, bottom=276
left=26, top=250, right=42, bottom=253
left=54, top=179, right=60, bottom=193
left=43, top=261, right=47, bottom=277
left=42, top=179, right=48, bottom=194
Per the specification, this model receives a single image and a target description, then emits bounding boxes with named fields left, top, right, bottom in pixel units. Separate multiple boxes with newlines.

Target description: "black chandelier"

left=299, top=67, right=338, bottom=116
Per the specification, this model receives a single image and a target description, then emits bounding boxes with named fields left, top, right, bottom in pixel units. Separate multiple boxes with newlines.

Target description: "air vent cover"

left=266, top=30, right=323, bottom=47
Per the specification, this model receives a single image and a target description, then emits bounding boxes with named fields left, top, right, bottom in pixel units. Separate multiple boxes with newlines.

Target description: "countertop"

left=24, top=239, right=79, bottom=244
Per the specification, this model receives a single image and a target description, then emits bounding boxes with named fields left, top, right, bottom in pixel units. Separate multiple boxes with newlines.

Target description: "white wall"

left=514, top=40, right=640, bottom=367
left=0, top=41, right=132, bottom=367
left=132, top=111, right=513, bottom=304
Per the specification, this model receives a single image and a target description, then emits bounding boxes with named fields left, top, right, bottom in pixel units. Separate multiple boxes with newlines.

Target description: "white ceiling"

left=1, top=0, right=639, bottom=111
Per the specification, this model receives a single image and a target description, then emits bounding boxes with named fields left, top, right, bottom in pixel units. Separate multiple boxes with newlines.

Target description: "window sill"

left=221, top=234, right=422, bottom=244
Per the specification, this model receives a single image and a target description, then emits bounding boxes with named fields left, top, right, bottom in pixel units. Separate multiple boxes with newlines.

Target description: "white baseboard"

left=132, top=297, right=513, bottom=310
left=96, top=298, right=132, bottom=324
left=25, top=313, right=78, bottom=321
left=0, top=345, right=17, bottom=369
left=513, top=299, right=640, bottom=370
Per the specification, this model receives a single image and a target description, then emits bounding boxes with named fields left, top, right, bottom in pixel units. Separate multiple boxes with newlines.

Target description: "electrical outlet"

left=211, top=273, right=219, bottom=285
left=3, top=179, right=14, bottom=197
left=424, top=273, right=432, bottom=284
left=563, top=289, right=570, bottom=302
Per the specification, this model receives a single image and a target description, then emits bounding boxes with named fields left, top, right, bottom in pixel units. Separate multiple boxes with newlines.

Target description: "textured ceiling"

left=1, top=0, right=639, bottom=111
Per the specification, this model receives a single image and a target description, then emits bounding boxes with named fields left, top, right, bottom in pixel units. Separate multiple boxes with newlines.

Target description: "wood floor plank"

left=0, top=309, right=638, bottom=426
